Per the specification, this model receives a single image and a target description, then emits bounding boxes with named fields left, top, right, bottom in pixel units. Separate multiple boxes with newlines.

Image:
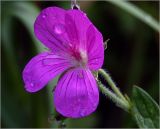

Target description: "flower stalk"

left=97, top=80, right=130, bottom=111
left=98, top=69, right=131, bottom=111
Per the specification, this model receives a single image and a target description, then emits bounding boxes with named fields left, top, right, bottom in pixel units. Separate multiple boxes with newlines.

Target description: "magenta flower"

left=23, top=7, right=104, bottom=118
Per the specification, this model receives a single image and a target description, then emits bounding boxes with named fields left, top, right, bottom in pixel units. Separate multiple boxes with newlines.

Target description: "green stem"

left=107, top=0, right=160, bottom=32
left=47, top=86, right=55, bottom=128
left=97, top=80, right=130, bottom=111
left=98, top=69, right=128, bottom=103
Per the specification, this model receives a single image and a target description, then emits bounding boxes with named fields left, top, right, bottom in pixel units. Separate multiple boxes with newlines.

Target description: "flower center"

left=72, top=49, right=88, bottom=67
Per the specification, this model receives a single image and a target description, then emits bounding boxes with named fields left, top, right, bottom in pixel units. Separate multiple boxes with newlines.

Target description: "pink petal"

left=34, top=7, right=70, bottom=55
left=34, top=7, right=104, bottom=69
left=22, top=52, right=72, bottom=93
left=66, top=10, right=104, bottom=70
left=86, top=25, right=104, bottom=70
left=54, top=68, right=99, bottom=118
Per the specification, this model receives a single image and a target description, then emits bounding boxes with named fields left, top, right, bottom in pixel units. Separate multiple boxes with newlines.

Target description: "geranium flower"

left=23, top=7, right=104, bottom=118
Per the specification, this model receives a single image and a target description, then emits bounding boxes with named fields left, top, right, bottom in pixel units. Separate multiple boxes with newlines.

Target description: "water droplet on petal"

left=30, top=83, right=34, bottom=87
left=69, top=43, right=73, bottom=48
left=42, top=14, right=46, bottom=19
left=79, top=110, right=86, bottom=117
left=53, top=24, right=65, bottom=35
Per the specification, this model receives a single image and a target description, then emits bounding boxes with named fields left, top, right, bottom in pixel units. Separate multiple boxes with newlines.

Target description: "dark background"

left=1, top=1, right=159, bottom=128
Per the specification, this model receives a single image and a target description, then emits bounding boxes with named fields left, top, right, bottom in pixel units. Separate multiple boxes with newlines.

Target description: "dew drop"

left=30, top=83, right=34, bottom=87
left=53, top=24, right=65, bottom=35
left=42, top=14, right=46, bottom=19
left=69, top=43, right=73, bottom=48
left=79, top=110, right=86, bottom=117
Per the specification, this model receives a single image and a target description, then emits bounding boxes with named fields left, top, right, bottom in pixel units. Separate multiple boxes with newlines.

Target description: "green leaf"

left=132, top=86, right=160, bottom=128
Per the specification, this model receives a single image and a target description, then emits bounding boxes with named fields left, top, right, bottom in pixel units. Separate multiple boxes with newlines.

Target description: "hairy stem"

left=97, top=80, right=130, bottom=111
left=98, top=69, right=126, bottom=101
left=98, top=69, right=130, bottom=107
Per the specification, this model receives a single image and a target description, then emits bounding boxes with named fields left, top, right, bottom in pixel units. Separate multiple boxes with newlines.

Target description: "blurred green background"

left=1, top=1, right=159, bottom=128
